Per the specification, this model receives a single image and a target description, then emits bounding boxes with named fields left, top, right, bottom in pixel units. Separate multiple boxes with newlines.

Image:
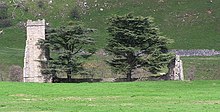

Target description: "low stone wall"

left=52, top=77, right=139, bottom=83
left=53, top=78, right=102, bottom=83
left=169, top=49, right=220, bottom=56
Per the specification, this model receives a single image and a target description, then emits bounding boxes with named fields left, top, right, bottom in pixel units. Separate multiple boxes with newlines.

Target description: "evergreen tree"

left=105, top=14, right=173, bottom=81
left=39, top=25, right=95, bottom=82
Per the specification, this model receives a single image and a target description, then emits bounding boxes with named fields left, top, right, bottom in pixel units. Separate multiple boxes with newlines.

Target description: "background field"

left=0, top=81, right=220, bottom=112
left=1, top=0, right=220, bottom=80
left=182, top=56, right=220, bottom=80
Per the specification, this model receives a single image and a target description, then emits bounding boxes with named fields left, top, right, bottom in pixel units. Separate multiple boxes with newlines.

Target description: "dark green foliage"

left=105, top=14, right=173, bottom=81
left=0, top=3, right=8, bottom=19
left=0, top=2, right=11, bottom=28
left=38, top=25, right=96, bottom=81
left=71, top=7, right=81, bottom=19
left=37, top=1, right=44, bottom=9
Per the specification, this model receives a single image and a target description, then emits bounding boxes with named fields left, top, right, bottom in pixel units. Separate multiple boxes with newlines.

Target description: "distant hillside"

left=0, top=0, right=220, bottom=80
left=1, top=0, right=220, bottom=49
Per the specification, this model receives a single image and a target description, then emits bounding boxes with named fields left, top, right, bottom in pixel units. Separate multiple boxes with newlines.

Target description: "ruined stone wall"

left=23, top=19, right=47, bottom=82
left=168, top=55, right=184, bottom=80
left=170, top=49, right=220, bottom=56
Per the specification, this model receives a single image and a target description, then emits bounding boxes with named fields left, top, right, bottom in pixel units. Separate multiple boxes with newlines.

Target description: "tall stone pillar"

left=173, top=55, right=184, bottom=80
left=168, top=55, right=184, bottom=80
left=23, top=19, right=47, bottom=82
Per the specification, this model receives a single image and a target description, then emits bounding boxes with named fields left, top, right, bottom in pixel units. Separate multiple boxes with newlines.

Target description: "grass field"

left=182, top=56, right=220, bottom=80
left=0, top=81, right=220, bottom=112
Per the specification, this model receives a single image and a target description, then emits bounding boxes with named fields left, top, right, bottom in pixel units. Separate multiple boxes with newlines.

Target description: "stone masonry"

left=170, top=49, right=220, bottom=56
left=23, top=19, right=47, bottom=82
left=168, top=55, right=184, bottom=80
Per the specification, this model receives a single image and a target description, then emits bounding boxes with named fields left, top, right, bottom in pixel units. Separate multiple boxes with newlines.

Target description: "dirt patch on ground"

left=194, top=100, right=220, bottom=104
left=10, top=94, right=44, bottom=101
left=10, top=94, right=30, bottom=97
left=56, top=96, right=122, bottom=101
left=57, top=97, right=96, bottom=101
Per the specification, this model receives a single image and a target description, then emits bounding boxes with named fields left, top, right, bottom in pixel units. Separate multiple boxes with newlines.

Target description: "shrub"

left=0, top=3, right=12, bottom=28
left=9, top=65, right=23, bottom=82
left=37, top=1, right=44, bottom=8
left=71, top=7, right=80, bottom=19
left=0, top=2, right=8, bottom=19
left=0, top=19, right=12, bottom=28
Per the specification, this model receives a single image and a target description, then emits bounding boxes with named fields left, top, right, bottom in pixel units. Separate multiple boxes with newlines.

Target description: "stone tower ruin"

left=168, top=55, right=184, bottom=80
left=23, top=19, right=47, bottom=82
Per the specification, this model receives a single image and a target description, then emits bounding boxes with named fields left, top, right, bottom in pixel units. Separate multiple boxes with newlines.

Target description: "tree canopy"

left=105, top=14, right=173, bottom=81
left=38, top=25, right=95, bottom=81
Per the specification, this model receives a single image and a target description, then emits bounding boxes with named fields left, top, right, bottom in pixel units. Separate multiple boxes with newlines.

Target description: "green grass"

left=81, top=0, right=220, bottom=49
left=182, top=56, right=220, bottom=80
left=0, top=81, right=220, bottom=111
left=1, top=0, right=220, bottom=49
left=0, top=27, right=25, bottom=66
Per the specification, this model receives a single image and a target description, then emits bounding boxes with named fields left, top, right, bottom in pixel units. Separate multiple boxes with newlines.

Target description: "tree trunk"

left=67, top=74, right=71, bottom=82
left=126, top=70, right=132, bottom=81
left=45, top=47, right=50, bottom=60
